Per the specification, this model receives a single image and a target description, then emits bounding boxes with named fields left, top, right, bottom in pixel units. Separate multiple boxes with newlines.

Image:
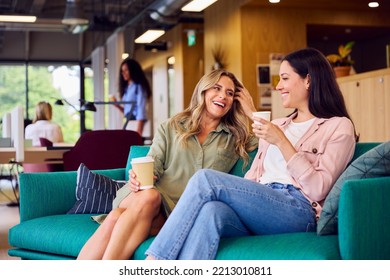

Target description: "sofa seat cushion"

left=133, top=232, right=340, bottom=260
left=9, top=214, right=99, bottom=258
left=8, top=248, right=76, bottom=260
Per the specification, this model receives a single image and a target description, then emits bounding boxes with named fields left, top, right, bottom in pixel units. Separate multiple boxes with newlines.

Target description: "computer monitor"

left=11, top=106, right=24, bottom=162
left=2, top=112, right=11, bottom=138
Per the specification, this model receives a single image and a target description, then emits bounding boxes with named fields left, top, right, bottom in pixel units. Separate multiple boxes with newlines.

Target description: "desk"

left=0, top=146, right=72, bottom=164
left=0, top=145, right=72, bottom=207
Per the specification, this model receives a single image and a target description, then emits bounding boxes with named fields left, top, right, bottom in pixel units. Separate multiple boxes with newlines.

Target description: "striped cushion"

left=67, top=163, right=125, bottom=214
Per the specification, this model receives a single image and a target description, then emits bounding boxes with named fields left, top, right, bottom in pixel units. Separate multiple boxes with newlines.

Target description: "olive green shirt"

left=148, top=119, right=256, bottom=216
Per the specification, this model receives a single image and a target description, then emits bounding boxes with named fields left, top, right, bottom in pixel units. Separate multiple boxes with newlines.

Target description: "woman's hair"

left=283, top=48, right=358, bottom=140
left=283, top=48, right=351, bottom=119
left=169, top=69, right=255, bottom=166
left=33, top=101, right=52, bottom=123
left=118, top=58, right=152, bottom=99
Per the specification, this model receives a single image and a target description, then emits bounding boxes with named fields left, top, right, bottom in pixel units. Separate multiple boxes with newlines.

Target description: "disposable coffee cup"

left=131, top=156, right=154, bottom=190
left=252, top=111, right=271, bottom=125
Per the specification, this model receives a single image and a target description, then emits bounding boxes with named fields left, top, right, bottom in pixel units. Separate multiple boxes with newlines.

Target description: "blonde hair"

left=169, top=69, right=254, bottom=166
left=33, top=101, right=52, bottom=123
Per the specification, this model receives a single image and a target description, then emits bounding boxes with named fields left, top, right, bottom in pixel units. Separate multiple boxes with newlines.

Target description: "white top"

left=25, top=120, right=64, bottom=146
left=259, top=118, right=316, bottom=185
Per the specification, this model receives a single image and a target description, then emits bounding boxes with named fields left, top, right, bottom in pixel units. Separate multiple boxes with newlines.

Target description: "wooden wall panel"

left=181, top=23, right=204, bottom=108
left=240, top=7, right=390, bottom=107
left=204, top=0, right=249, bottom=77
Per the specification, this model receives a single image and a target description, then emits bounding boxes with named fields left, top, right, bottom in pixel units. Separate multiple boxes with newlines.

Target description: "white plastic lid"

left=131, top=156, right=154, bottom=164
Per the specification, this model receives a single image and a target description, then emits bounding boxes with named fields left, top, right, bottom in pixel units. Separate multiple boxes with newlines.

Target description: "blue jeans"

left=146, top=169, right=317, bottom=260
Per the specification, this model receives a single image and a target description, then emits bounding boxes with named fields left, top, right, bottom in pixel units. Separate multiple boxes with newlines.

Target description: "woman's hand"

left=252, top=119, right=296, bottom=162
left=252, top=119, right=287, bottom=146
left=109, top=94, right=123, bottom=111
left=108, top=95, right=117, bottom=102
left=234, top=86, right=257, bottom=118
left=129, top=169, right=141, bottom=192
left=128, top=169, right=158, bottom=192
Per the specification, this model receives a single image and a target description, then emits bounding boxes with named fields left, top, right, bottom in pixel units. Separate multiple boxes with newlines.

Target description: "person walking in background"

left=145, top=48, right=358, bottom=260
left=109, top=58, right=152, bottom=135
left=77, top=69, right=258, bottom=260
left=25, top=101, right=64, bottom=146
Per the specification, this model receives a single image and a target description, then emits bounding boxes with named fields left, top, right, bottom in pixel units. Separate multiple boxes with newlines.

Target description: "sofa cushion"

left=8, top=214, right=99, bottom=258
left=317, top=141, right=389, bottom=235
left=133, top=233, right=340, bottom=260
left=67, top=163, right=125, bottom=214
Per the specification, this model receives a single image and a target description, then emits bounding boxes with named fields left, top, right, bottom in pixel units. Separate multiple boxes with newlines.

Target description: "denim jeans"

left=146, top=169, right=317, bottom=260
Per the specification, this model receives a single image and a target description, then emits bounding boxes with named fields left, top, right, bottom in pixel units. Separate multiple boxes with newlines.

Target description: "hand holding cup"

left=252, top=111, right=271, bottom=125
left=130, top=156, right=155, bottom=190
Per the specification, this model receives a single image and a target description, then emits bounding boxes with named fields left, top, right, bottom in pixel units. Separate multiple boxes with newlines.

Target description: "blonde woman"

left=25, top=101, right=64, bottom=146
left=77, top=69, right=258, bottom=259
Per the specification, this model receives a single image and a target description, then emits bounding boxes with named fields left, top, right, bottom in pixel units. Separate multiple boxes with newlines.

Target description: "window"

left=0, top=63, right=91, bottom=143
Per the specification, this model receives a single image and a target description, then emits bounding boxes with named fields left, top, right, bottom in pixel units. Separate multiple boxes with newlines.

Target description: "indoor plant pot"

left=326, top=41, right=355, bottom=77
left=333, top=66, right=351, bottom=77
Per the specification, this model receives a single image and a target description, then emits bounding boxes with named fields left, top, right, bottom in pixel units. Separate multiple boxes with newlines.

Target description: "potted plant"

left=326, top=41, right=355, bottom=77
left=211, top=45, right=227, bottom=70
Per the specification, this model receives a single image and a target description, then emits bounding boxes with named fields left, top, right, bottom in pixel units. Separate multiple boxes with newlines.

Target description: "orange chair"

left=62, top=130, right=143, bottom=171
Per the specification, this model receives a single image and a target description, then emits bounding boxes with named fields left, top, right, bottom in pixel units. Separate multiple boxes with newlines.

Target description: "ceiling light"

left=167, top=56, right=175, bottom=65
left=69, top=24, right=89, bottom=34
left=269, top=0, right=281, bottom=3
left=0, top=15, right=37, bottom=23
left=135, top=30, right=165, bottom=44
left=181, top=0, right=218, bottom=12
left=368, top=2, right=379, bottom=8
left=62, top=0, right=89, bottom=25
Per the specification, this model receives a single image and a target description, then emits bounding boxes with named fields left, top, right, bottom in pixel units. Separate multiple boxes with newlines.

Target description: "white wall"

left=106, top=32, right=125, bottom=129
left=152, top=58, right=169, bottom=136
left=91, top=46, right=105, bottom=130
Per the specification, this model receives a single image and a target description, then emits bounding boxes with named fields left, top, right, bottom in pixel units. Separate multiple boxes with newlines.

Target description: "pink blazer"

left=245, top=113, right=356, bottom=217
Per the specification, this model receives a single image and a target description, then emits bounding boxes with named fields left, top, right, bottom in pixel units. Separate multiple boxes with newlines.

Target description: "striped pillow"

left=67, top=163, right=125, bottom=214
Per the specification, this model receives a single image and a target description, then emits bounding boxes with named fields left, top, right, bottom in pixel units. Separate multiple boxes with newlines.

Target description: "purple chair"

left=62, top=130, right=143, bottom=171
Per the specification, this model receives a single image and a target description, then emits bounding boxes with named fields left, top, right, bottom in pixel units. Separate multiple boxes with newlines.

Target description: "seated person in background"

left=25, top=101, right=64, bottom=146
left=145, top=48, right=358, bottom=260
left=77, top=69, right=258, bottom=260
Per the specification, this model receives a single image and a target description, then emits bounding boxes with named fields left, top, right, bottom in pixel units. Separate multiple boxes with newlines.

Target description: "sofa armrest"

left=338, top=177, right=390, bottom=260
left=18, top=168, right=126, bottom=222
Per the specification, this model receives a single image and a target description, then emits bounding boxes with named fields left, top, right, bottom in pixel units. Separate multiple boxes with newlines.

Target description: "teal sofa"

left=8, top=142, right=390, bottom=260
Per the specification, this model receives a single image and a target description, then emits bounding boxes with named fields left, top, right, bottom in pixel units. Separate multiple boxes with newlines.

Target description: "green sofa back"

left=124, top=146, right=260, bottom=181
left=124, top=142, right=379, bottom=181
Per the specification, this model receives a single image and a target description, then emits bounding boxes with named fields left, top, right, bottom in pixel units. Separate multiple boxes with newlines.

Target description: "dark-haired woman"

left=145, top=48, right=358, bottom=260
left=110, top=58, right=152, bottom=135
